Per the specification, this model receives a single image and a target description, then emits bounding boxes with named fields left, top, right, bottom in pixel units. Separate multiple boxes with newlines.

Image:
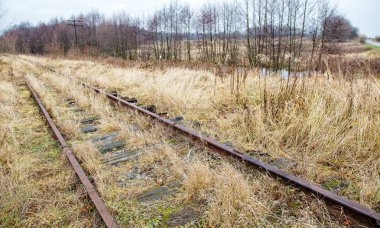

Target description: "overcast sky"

left=1, top=0, right=379, bottom=37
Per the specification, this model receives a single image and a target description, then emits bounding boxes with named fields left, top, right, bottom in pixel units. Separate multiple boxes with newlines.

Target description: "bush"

left=358, top=35, right=367, bottom=44
left=374, top=36, right=380, bottom=42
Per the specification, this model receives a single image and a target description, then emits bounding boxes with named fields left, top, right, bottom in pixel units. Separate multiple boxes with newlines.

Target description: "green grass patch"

left=364, top=43, right=380, bottom=52
left=26, top=136, right=57, bottom=153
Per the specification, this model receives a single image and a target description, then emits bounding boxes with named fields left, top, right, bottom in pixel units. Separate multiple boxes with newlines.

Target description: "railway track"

left=27, top=82, right=120, bottom=228
left=82, top=75, right=380, bottom=228
left=23, top=58, right=380, bottom=227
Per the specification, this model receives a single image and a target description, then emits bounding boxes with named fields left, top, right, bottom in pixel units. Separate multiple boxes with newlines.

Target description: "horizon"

left=1, top=0, right=379, bottom=37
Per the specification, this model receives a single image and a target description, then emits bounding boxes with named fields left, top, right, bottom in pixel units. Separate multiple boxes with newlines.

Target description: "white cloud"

left=334, top=0, right=379, bottom=37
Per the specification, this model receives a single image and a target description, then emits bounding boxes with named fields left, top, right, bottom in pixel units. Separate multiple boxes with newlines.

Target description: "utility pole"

left=21, top=37, right=31, bottom=53
left=66, top=19, right=84, bottom=48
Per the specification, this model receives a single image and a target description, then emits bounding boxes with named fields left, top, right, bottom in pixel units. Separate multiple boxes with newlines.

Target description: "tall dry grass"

left=0, top=58, right=95, bottom=226
left=14, top=55, right=341, bottom=226
left=23, top=54, right=380, bottom=212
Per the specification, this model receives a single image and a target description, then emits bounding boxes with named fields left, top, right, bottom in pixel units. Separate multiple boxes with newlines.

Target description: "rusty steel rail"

left=27, top=82, right=119, bottom=228
left=82, top=82, right=380, bottom=227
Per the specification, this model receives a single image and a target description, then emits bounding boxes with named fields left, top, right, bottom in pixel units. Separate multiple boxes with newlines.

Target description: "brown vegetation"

left=2, top=54, right=346, bottom=226
left=0, top=58, right=96, bottom=226
left=18, top=54, right=379, bottom=214
left=0, top=0, right=360, bottom=74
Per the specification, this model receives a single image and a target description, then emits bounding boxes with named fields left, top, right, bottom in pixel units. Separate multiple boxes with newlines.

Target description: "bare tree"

left=0, top=0, right=345, bottom=73
left=181, top=4, right=193, bottom=61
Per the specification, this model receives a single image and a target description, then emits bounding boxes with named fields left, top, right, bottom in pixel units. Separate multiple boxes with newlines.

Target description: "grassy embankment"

left=365, top=43, right=380, bottom=51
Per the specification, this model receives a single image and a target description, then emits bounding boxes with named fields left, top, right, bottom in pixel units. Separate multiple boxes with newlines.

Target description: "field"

left=0, top=51, right=379, bottom=226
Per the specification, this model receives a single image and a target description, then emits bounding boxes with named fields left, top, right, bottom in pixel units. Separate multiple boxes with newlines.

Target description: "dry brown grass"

left=183, top=161, right=270, bottom=227
left=10, top=55, right=344, bottom=226
left=206, top=164, right=268, bottom=227
left=182, top=161, right=214, bottom=203
left=20, top=54, right=380, bottom=213
left=0, top=57, right=96, bottom=226
left=0, top=81, right=18, bottom=119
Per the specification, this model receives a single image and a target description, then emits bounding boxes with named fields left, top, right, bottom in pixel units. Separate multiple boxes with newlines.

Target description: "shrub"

left=358, top=35, right=367, bottom=44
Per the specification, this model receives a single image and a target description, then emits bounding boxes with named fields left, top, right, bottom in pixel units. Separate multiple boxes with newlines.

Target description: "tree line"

left=0, top=0, right=358, bottom=72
